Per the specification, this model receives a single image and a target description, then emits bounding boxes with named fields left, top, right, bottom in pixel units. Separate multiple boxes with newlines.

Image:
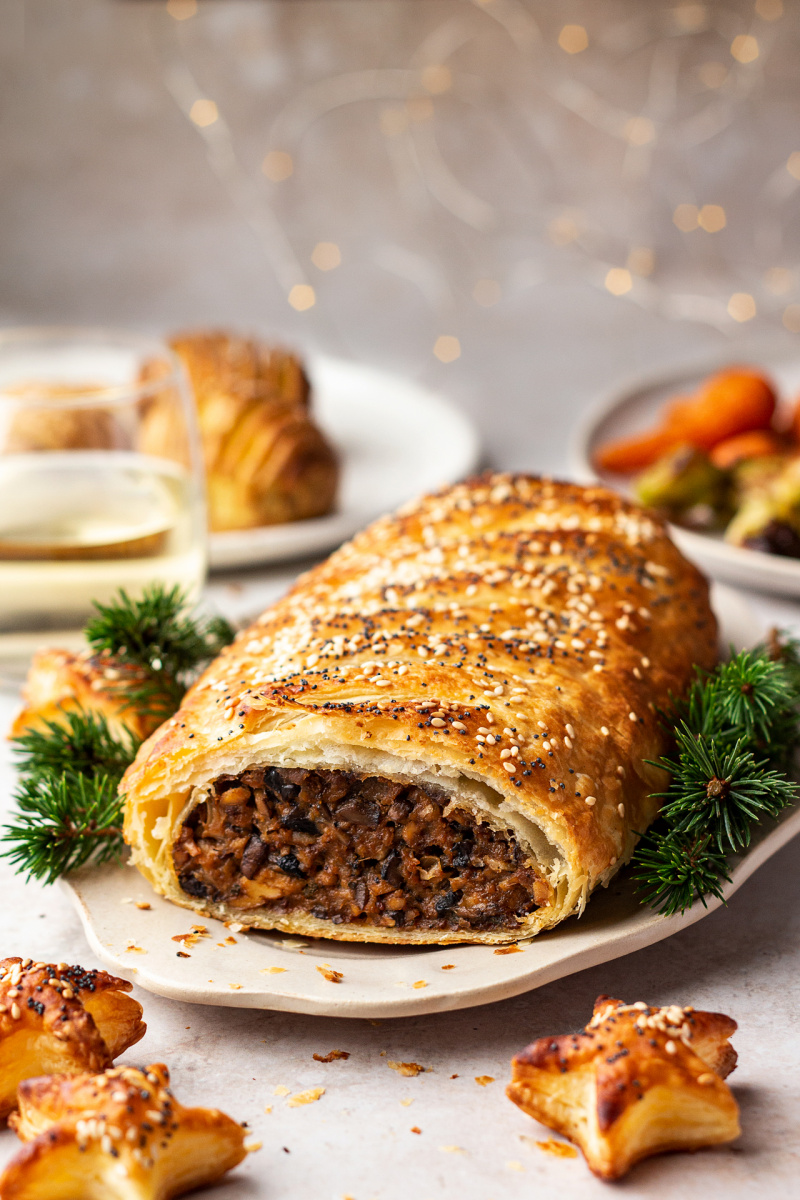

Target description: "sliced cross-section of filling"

left=172, top=766, right=552, bottom=932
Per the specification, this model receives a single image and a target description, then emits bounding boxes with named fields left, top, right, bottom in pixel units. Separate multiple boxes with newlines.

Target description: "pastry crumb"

left=124, top=942, right=146, bottom=954
left=176, top=951, right=190, bottom=958
left=506, top=1160, right=524, bottom=1171
left=287, top=1086, right=325, bottom=1107
left=134, top=901, right=151, bottom=910
left=439, top=1145, right=465, bottom=1154
left=387, top=1061, right=426, bottom=1077
left=316, top=965, right=344, bottom=984
left=172, top=926, right=210, bottom=948
left=494, top=945, right=522, bottom=955
left=475, top=1075, right=495, bottom=1086
left=441, top=964, right=456, bottom=970
left=226, top=921, right=246, bottom=932
left=536, top=1139, right=578, bottom=1159
left=313, top=1050, right=350, bottom=1063
left=244, top=1140, right=263, bottom=1153
left=273, top=1085, right=290, bottom=1096
left=261, top=966, right=287, bottom=974
left=410, top=1126, right=422, bottom=1134
left=228, top=983, right=242, bottom=990
left=400, top=1098, right=414, bottom=1107
left=412, top=980, right=427, bottom=989
left=264, top=1106, right=272, bottom=1114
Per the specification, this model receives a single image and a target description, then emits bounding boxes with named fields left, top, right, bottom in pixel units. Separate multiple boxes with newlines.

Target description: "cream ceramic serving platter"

left=572, top=350, right=800, bottom=597
left=57, top=585, right=800, bottom=1019
left=208, top=356, right=481, bottom=571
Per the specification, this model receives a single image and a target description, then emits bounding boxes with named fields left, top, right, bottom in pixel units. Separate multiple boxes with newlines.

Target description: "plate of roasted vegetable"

left=575, top=356, right=800, bottom=595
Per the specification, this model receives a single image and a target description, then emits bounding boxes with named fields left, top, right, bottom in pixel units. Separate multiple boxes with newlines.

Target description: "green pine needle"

left=1, top=772, right=125, bottom=885
left=634, top=629, right=800, bottom=916
left=12, top=710, right=141, bottom=785
left=656, top=728, right=798, bottom=853
left=85, top=584, right=235, bottom=720
left=633, top=829, right=731, bottom=917
left=2, top=583, right=236, bottom=884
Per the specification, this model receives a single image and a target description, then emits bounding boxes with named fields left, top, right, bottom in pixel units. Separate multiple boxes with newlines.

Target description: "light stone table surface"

left=0, top=581, right=799, bottom=1200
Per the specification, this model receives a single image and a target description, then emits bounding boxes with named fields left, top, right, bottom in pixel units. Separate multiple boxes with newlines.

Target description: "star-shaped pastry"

left=507, top=995, right=740, bottom=1179
left=2, top=1063, right=247, bottom=1199
left=0, top=958, right=145, bottom=1120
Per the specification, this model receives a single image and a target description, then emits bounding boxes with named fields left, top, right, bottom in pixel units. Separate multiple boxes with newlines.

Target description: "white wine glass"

left=0, top=326, right=207, bottom=676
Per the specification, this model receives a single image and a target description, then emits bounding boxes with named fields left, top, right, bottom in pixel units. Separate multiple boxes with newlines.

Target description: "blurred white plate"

left=572, top=352, right=800, bottom=596
left=208, top=356, right=480, bottom=570
left=60, top=586, right=789, bottom=1019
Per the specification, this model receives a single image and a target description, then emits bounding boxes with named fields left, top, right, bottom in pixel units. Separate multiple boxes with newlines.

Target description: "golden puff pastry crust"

left=0, top=958, right=145, bottom=1121
left=507, top=995, right=740, bottom=1179
left=3, top=1063, right=247, bottom=1200
left=122, top=474, right=717, bottom=946
left=10, top=649, right=161, bottom=743
left=139, top=330, right=338, bottom=532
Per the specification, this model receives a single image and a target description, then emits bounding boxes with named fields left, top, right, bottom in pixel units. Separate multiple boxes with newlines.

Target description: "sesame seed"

left=697, top=1073, right=715, bottom=1085
left=600, top=726, right=609, bottom=736
left=617, top=804, right=625, bottom=817
left=374, top=679, right=392, bottom=688
left=537, top=721, right=546, bottom=730
left=629, top=712, right=637, bottom=721
left=430, top=717, right=446, bottom=727
left=500, top=749, right=512, bottom=760
left=503, top=762, right=517, bottom=773
left=564, top=736, right=572, bottom=749
left=486, top=734, right=496, bottom=745
left=542, top=740, right=551, bottom=751
left=665, top=1040, right=677, bottom=1055
left=476, top=735, right=486, bottom=743
left=585, top=796, right=597, bottom=807
left=566, top=723, right=575, bottom=738
left=452, top=721, right=467, bottom=732
left=10, top=1004, right=20, bottom=1019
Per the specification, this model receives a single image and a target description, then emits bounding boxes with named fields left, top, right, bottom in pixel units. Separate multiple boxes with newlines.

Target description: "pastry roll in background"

left=139, top=330, right=339, bottom=532
left=122, top=475, right=717, bottom=945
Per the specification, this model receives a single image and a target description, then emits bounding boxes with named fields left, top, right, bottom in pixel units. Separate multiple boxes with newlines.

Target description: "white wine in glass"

left=0, top=328, right=207, bottom=669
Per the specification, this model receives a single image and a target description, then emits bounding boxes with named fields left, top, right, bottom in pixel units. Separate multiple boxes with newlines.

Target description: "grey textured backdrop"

left=2, top=0, right=799, bottom=470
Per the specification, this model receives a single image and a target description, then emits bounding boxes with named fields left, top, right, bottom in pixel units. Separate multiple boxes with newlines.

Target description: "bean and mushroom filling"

left=172, top=766, right=552, bottom=932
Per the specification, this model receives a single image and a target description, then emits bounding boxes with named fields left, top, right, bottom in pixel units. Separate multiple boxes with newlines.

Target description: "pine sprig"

left=85, top=585, right=235, bottom=720
left=633, top=830, right=730, bottom=917
left=655, top=728, right=797, bottom=853
left=2, top=583, right=236, bottom=884
left=634, top=630, right=800, bottom=916
left=1, top=773, right=124, bottom=885
left=12, top=710, right=141, bottom=785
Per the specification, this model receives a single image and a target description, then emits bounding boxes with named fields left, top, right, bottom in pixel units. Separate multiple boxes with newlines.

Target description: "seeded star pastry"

left=2, top=1063, right=247, bottom=1199
left=0, top=958, right=145, bottom=1120
left=122, top=474, right=717, bottom=945
left=11, top=649, right=162, bottom=742
left=507, top=995, right=740, bottom=1179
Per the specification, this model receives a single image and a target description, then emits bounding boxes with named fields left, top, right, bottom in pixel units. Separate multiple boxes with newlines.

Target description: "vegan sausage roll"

left=122, top=474, right=717, bottom=944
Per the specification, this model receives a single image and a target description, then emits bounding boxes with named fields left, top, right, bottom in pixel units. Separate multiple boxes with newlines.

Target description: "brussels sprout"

left=726, top=455, right=800, bottom=557
left=634, top=445, right=730, bottom=528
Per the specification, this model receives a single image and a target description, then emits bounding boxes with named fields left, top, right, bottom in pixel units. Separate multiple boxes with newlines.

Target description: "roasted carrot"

left=678, top=369, right=776, bottom=448
left=710, top=429, right=784, bottom=469
left=595, top=368, right=777, bottom=474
